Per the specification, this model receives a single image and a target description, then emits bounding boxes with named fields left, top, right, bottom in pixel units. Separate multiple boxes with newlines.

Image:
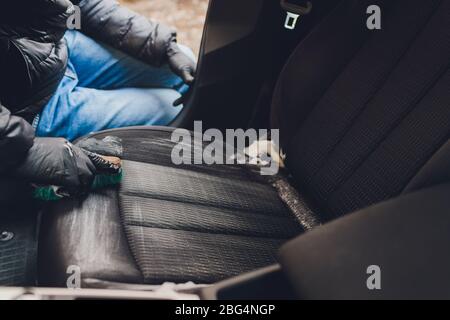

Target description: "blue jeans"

left=35, top=30, right=195, bottom=141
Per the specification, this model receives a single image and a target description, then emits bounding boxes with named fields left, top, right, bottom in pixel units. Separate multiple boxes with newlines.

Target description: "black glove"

left=35, top=0, right=76, bottom=42
left=76, top=136, right=123, bottom=158
left=173, top=87, right=193, bottom=107
left=13, top=137, right=96, bottom=195
left=167, top=41, right=197, bottom=85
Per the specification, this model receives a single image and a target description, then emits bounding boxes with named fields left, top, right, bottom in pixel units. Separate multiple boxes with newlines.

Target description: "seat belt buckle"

left=280, top=0, right=313, bottom=30
left=284, top=12, right=301, bottom=30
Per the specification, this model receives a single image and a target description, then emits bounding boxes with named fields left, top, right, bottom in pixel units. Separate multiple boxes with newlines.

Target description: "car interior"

left=1, top=0, right=450, bottom=300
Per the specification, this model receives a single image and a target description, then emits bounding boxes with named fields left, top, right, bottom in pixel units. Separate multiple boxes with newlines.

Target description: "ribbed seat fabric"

left=39, top=0, right=450, bottom=286
left=273, top=0, right=450, bottom=219
left=37, top=128, right=307, bottom=285
left=91, top=129, right=304, bottom=283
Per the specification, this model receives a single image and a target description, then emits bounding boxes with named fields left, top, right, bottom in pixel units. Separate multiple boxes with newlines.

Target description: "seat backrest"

left=271, top=0, right=450, bottom=219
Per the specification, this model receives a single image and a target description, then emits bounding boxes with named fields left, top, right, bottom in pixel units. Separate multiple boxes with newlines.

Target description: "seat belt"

left=247, top=0, right=315, bottom=130
left=280, top=0, right=313, bottom=30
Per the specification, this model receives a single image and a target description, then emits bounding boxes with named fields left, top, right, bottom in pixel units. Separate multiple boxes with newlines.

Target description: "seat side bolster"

left=38, top=190, right=143, bottom=287
left=278, top=183, right=450, bottom=300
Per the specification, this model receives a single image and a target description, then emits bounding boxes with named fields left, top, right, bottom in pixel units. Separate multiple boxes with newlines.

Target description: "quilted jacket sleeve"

left=0, top=103, right=35, bottom=171
left=73, top=0, right=177, bottom=67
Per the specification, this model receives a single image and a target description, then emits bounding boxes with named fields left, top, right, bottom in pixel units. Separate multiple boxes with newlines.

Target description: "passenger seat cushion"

left=39, top=128, right=304, bottom=285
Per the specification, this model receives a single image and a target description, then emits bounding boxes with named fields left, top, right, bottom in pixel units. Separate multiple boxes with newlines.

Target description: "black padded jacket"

left=0, top=0, right=176, bottom=123
left=0, top=102, right=35, bottom=171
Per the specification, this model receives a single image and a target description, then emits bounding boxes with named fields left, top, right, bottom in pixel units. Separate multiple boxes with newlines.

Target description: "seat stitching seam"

left=119, top=190, right=290, bottom=217
left=123, top=223, right=293, bottom=242
left=120, top=193, right=298, bottom=222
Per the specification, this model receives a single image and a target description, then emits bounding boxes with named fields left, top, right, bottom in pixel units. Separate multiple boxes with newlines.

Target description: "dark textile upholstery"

left=38, top=188, right=144, bottom=287
left=119, top=162, right=299, bottom=283
left=272, top=0, right=450, bottom=219
left=39, top=128, right=304, bottom=285
left=39, top=0, right=450, bottom=286
left=102, top=129, right=304, bottom=283
left=403, top=141, right=450, bottom=193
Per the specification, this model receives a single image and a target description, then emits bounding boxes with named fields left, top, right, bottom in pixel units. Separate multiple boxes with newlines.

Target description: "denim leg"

left=37, top=80, right=182, bottom=141
left=36, top=31, right=196, bottom=140
left=64, top=30, right=195, bottom=94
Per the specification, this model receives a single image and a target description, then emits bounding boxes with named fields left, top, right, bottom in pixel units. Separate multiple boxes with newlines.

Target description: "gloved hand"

left=13, top=137, right=96, bottom=196
left=35, top=0, right=76, bottom=42
left=173, top=87, right=193, bottom=107
left=167, top=41, right=197, bottom=85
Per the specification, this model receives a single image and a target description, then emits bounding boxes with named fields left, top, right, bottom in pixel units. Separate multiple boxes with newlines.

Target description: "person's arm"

left=0, top=103, right=35, bottom=171
left=0, top=103, right=96, bottom=194
left=72, top=0, right=196, bottom=83
left=73, top=0, right=175, bottom=67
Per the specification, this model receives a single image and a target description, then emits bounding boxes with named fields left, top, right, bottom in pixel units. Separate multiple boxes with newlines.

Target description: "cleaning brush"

left=33, top=152, right=124, bottom=201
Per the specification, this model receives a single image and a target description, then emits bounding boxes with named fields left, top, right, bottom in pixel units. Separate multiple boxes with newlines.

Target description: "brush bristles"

left=91, top=169, right=124, bottom=190
left=33, top=169, right=124, bottom=201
